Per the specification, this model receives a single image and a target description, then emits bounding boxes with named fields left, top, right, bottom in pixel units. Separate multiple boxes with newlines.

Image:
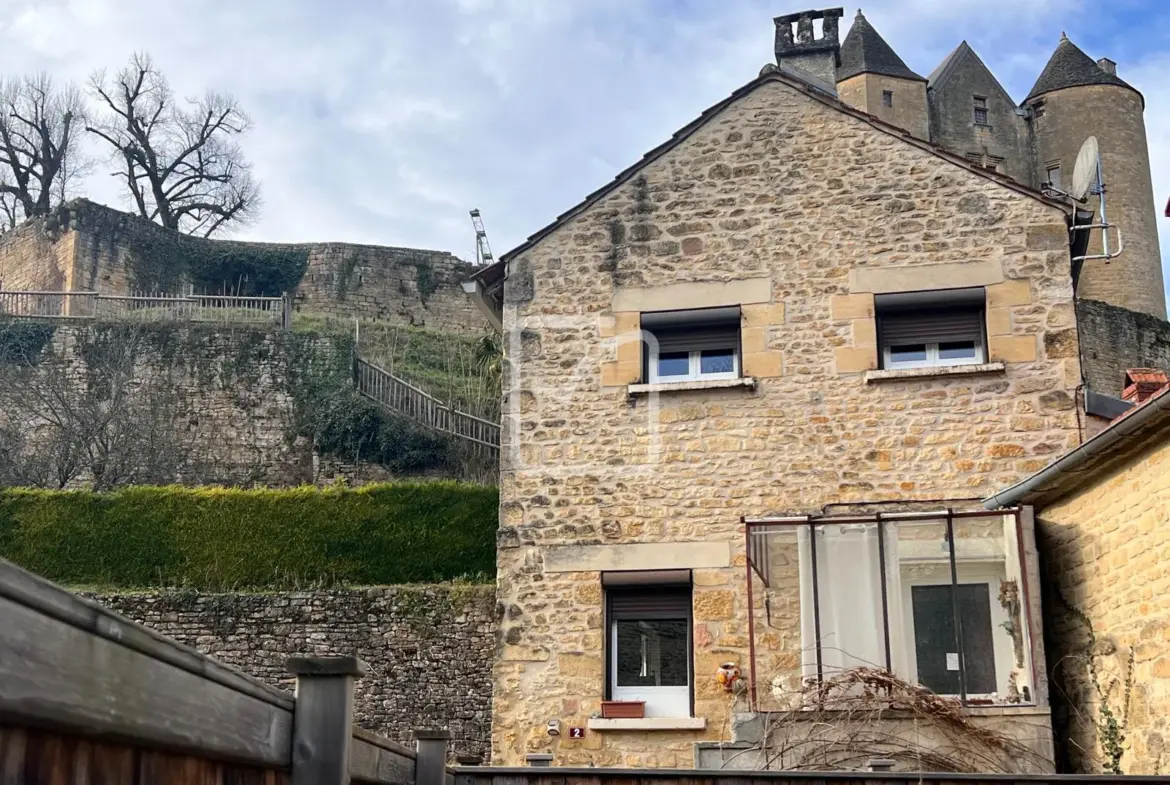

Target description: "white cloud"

left=0, top=0, right=1165, bottom=301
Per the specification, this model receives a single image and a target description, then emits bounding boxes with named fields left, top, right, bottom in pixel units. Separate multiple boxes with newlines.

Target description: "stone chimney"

left=774, top=8, right=844, bottom=88
left=1096, top=57, right=1117, bottom=76
left=1122, top=368, right=1169, bottom=406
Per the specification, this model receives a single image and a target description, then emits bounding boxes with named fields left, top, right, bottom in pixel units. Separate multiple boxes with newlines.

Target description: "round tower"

left=1025, top=34, right=1166, bottom=319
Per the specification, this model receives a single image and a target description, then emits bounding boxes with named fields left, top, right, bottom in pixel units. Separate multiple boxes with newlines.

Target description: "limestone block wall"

left=837, top=73, right=930, bottom=141
left=0, top=199, right=488, bottom=335
left=1038, top=438, right=1170, bottom=774
left=91, top=586, right=496, bottom=762
left=493, top=76, right=1082, bottom=767
left=0, top=322, right=393, bottom=488
left=0, top=217, right=76, bottom=291
left=1029, top=85, right=1165, bottom=319
left=1076, top=298, right=1170, bottom=398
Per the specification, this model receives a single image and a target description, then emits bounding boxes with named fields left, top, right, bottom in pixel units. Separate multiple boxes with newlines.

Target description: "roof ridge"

left=498, top=69, right=1068, bottom=264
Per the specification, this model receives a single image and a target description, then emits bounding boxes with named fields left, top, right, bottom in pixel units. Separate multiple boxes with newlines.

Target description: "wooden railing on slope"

left=354, top=357, right=500, bottom=451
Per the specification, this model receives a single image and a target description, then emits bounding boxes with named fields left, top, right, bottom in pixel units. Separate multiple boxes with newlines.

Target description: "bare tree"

left=0, top=73, right=87, bottom=228
left=87, top=53, right=260, bottom=237
left=0, top=321, right=196, bottom=489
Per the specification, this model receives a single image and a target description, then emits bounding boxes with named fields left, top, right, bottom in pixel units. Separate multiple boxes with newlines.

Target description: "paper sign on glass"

left=946, top=652, right=960, bottom=671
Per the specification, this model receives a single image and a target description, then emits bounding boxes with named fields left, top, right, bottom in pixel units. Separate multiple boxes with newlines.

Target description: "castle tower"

left=1025, top=35, right=1166, bottom=319
left=835, top=10, right=929, bottom=141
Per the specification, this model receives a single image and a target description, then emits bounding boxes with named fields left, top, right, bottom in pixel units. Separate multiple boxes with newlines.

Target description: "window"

left=973, top=96, right=989, bottom=126
left=1032, top=99, right=1045, bottom=118
left=746, top=510, right=1035, bottom=708
left=882, top=90, right=894, bottom=108
left=1045, top=163, right=1062, bottom=190
left=875, top=288, right=986, bottom=370
left=642, top=307, right=740, bottom=383
left=605, top=572, right=692, bottom=718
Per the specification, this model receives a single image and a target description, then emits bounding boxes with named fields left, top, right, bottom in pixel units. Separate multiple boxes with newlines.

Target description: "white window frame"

left=608, top=618, right=692, bottom=718
left=882, top=339, right=984, bottom=371
left=648, top=344, right=739, bottom=383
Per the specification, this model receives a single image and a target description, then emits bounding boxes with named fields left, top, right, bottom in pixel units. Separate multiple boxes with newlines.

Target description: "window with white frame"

left=876, top=288, right=986, bottom=370
left=642, top=307, right=741, bottom=384
left=605, top=572, right=693, bottom=718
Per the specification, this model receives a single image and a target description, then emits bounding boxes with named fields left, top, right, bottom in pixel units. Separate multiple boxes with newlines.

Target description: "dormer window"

left=876, top=288, right=986, bottom=370
left=973, top=96, right=989, bottom=126
left=642, top=307, right=741, bottom=384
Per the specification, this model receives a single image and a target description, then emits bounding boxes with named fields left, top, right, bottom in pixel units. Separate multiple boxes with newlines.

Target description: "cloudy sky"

left=2, top=0, right=1169, bottom=295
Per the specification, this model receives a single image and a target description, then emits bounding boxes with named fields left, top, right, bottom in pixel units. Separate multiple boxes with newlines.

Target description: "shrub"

left=0, top=482, right=497, bottom=589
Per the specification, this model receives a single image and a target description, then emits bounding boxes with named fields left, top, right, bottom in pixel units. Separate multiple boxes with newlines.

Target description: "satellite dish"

left=1070, top=136, right=1100, bottom=201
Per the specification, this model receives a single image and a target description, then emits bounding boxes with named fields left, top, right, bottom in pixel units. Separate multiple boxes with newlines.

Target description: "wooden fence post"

left=287, top=655, right=367, bottom=785
left=281, top=291, right=293, bottom=330
left=414, top=729, right=451, bottom=785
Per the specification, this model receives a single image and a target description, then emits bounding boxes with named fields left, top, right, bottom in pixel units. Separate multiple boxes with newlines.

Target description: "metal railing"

left=0, top=289, right=291, bottom=329
left=354, top=357, right=500, bottom=451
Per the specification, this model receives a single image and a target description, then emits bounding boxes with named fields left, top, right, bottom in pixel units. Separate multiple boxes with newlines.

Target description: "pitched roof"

left=928, top=41, right=1018, bottom=105
left=494, top=68, right=1067, bottom=265
left=984, top=384, right=1170, bottom=509
left=837, top=10, right=925, bottom=83
left=1025, top=34, right=1137, bottom=102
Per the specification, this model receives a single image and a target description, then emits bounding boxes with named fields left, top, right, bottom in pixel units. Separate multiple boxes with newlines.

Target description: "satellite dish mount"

left=1046, top=136, right=1124, bottom=264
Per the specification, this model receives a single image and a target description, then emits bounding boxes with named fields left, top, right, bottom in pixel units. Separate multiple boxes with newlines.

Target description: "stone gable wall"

left=1038, top=436, right=1170, bottom=775
left=493, top=78, right=1081, bottom=767
left=91, top=586, right=497, bottom=763
left=927, top=59, right=1032, bottom=186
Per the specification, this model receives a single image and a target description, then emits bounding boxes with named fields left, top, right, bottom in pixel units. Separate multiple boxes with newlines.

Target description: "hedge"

left=0, top=483, right=498, bottom=590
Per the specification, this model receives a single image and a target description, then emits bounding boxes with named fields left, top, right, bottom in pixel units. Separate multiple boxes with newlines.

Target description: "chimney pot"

left=1097, top=57, right=1117, bottom=76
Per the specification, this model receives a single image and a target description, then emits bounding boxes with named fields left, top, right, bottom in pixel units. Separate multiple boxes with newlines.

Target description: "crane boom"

left=469, top=209, right=494, bottom=267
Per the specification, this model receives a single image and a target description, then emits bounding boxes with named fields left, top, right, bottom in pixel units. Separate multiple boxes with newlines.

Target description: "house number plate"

left=568, top=727, right=586, bottom=739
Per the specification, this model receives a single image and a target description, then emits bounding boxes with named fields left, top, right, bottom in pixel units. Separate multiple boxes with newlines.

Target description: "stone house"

left=461, top=6, right=1170, bottom=772
left=985, top=372, right=1170, bottom=775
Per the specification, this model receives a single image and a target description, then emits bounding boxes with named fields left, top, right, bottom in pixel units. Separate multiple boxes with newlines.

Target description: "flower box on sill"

left=600, top=700, right=645, bottom=719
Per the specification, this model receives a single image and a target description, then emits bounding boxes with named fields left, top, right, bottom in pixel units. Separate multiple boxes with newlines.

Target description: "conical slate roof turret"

left=837, top=9, right=925, bottom=82
left=1025, top=34, right=1134, bottom=101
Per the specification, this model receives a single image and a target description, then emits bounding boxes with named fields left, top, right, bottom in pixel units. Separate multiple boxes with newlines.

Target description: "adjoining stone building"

left=985, top=373, right=1170, bottom=774
left=463, top=6, right=1170, bottom=773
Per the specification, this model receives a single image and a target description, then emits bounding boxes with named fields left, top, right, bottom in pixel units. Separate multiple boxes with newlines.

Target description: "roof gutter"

left=461, top=278, right=502, bottom=331
left=983, top=386, right=1170, bottom=510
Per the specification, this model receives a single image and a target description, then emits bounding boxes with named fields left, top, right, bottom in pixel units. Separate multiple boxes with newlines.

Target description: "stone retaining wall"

left=92, top=585, right=497, bottom=763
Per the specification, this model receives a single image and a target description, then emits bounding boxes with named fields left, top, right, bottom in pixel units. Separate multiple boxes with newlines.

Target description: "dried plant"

left=726, top=667, right=1050, bottom=773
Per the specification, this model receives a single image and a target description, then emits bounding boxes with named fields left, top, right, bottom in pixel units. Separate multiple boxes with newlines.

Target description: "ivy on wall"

left=0, top=320, right=56, bottom=365
left=111, top=216, right=310, bottom=295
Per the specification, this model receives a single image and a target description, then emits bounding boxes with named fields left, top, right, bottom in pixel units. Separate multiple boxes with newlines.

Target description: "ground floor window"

left=604, top=572, right=692, bottom=717
left=746, top=509, right=1033, bottom=709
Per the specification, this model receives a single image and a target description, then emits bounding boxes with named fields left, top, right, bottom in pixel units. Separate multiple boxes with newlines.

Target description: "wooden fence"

left=450, top=768, right=1170, bottom=785
left=0, top=557, right=446, bottom=785
left=354, top=356, right=500, bottom=452
left=0, top=289, right=291, bottom=329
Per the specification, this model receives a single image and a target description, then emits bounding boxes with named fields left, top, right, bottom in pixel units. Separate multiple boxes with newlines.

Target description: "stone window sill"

left=586, top=717, right=707, bottom=732
left=864, top=362, right=1005, bottom=384
left=628, top=378, right=755, bottom=395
